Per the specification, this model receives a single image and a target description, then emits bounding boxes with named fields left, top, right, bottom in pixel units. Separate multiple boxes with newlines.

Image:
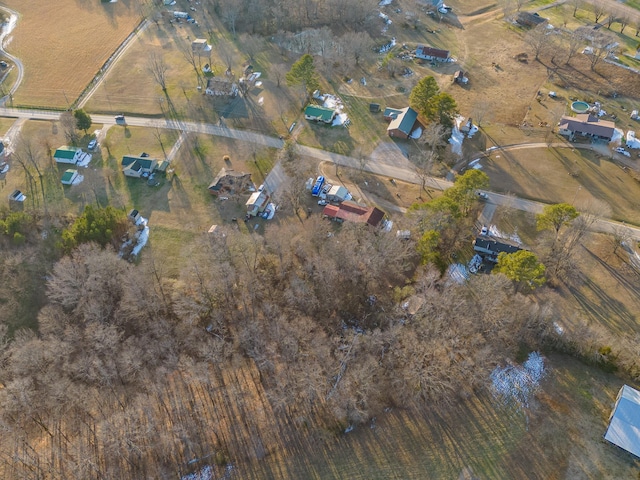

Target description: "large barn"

left=604, top=385, right=640, bottom=458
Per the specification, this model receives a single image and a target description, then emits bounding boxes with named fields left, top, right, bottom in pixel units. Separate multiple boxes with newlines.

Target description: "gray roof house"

left=387, top=107, right=421, bottom=139
left=473, top=235, right=522, bottom=263
left=605, top=385, right=640, bottom=458
left=121, top=155, right=158, bottom=178
left=558, top=114, right=615, bottom=141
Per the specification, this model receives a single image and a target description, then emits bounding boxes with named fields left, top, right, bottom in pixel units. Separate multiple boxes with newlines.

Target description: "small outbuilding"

left=326, top=185, right=350, bottom=203
left=246, top=189, right=270, bottom=217
left=191, top=38, right=211, bottom=53
left=604, top=385, right=640, bottom=458
left=8, top=189, right=26, bottom=210
left=61, top=169, right=78, bottom=185
left=54, top=146, right=83, bottom=165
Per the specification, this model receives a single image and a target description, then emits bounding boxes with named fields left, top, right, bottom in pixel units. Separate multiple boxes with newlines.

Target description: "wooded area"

left=0, top=217, right=553, bottom=478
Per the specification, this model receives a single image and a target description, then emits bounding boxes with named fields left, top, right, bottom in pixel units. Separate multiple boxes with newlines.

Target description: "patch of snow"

left=447, top=263, right=469, bottom=284
left=472, top=163, right=483, bottom=170
left=488, top=224, right=521, bottom=244
left=71, top=174, right=84, bottom=185
left=258, top=97, right=264, bottom=106
left=254, top=81, right=262, bottom=88
left=468, top=159, right=480, bottom=167
left=449, top=126, right=464, bottom=156
left=344, top=425, right=354, bottom=433
left=467, top=124, right=479, bottom=138
left=597, top=109, right=607, bottom=117
left=626, top=131, right=640, bottom=149
left=410, top=126, right=423, bottom=139
left=76, top=153, right=92, bottom=167
left=379, top=0, right=393, bottom=5
left=131, top=217, right=149, bottom=256
left=332, top=113, right=349, bottom=126
left=554, top=322, right=564, bottom=335
left=181, top=465, right=213, bottom=480
left=612, top=128, right=624, bottom=143
left=490, top=352, right=545, bottom=410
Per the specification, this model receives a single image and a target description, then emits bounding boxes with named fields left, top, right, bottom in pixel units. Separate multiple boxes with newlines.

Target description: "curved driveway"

left=0, top=6, right=23, bottom=102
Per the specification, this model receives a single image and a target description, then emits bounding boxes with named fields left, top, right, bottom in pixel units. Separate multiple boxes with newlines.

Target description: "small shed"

left=605, top=385, right=640, bottom=458
left=191, top=38, right=211, bottom=53
left=54, top=146, right=83, bottom=165
left=326, top=185, right=350, bottom=202
left=369, top=103, right=381, bottom=113
left=128, top=209, right=141, bottom=224
left=61, top=169, right=78, bottom=185
left=8, top=189, right=26, bottom=211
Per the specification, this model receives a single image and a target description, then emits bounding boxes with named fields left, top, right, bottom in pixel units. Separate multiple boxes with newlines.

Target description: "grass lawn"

left=0, top=117, right=16, bottom=136
left=2, top=0, right=142, bottom=108
left=484, top=146, right=640, bottom=224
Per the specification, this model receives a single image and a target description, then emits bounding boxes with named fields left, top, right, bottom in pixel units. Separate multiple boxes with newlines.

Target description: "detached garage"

left=604, top=385, right=640, bottom=458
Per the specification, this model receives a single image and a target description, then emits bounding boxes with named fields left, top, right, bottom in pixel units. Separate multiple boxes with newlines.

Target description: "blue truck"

left=311, top=176, right=325, bottom=196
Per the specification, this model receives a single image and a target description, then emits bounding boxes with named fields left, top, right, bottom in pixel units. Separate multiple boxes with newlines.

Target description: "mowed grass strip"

left=2, top=0, right=142, bottom=107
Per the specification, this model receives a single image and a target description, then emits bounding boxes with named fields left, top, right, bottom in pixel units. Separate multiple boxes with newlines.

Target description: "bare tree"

left=618, top=13, right=631, bottom=33
left=177, top=39, right=203, bottom=87
left=526, top=24, right=552, bottom=61
left=218, top=39, right=235, bottom=74
left=565, top=29, right=585, bottom=64
left=591, top=0, right=607, bottom=23
left=152, top=127, right=168, bottom=160
left=271, top=63, right=288, bottom=88
left=588, top=30, right=616, bottom=70
left=60, top=111, right=80, bottom=145
left=239, top=33, right=264, bottom=62
left=605, top=13, right=617, bottom=29
left=570, top=0, right=582, bottom=17
left=219, top=0, right=241, bottom=36
left=340, top=31, right=373, bottom=66
left=147, top=52, right=169, bottom=93
left=13, top=135, right=48, bottom=215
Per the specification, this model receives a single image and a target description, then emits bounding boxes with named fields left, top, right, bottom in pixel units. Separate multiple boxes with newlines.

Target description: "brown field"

left=1, top=0, right=142, bottom=107
left=482, top=146, right=640, bottom=225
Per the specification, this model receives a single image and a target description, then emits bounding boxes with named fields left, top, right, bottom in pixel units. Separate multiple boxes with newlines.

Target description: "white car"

left=318, top=199, right=328, bottom=206
left=87, top=139, right=97, bottom=151
left=615, top=147, right=631, bottom=157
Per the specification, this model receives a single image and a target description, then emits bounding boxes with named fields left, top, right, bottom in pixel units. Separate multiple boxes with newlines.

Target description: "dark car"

left=0, top=61, right=8, bottom=68
left=115, top=115, right=126, bottom=125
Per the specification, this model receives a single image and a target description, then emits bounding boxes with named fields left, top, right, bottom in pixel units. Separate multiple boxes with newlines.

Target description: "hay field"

left=2, top=0, right=142, bottom=107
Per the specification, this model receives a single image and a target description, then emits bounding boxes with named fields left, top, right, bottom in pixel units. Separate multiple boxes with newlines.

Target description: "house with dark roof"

left=121, top=155, right=158, bottom=178
left=473, top=235, right=523, bottom=263
left=415, top=45, right=450, bottom=62
left=322, top=200, right=385, bottom=228
left=558, top=114, right=615, bottom=141
left=515, top=11, right=547, bottom=27
left=386, top=107, right=421, bottom=139
left=304, top=105, right=337, bottom=124
left=54, top=146, right=83, bottom=165
left=208, top=168, right=252, bottom=196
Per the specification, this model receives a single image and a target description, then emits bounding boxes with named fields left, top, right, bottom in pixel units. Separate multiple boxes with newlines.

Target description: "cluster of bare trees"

left=0, top=216, right=552, bottom=478
left=210, top=0, right=375, bottom=35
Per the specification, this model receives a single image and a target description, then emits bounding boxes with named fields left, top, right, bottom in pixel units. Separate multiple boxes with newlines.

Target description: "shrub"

left=12, top=232, right=25, bottom=246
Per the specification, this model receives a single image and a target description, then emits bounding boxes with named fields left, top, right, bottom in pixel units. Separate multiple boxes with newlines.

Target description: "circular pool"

left=571, top=101, right=590, bottom=113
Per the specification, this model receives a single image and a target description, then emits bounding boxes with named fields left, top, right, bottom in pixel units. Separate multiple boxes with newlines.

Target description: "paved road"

left=0, top=6, right=23, bottom=102
left=1, top=106, right=639, bottom=240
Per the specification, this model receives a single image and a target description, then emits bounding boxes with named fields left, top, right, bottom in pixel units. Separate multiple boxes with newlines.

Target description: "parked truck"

left=173, top=11, right=189, bottom=18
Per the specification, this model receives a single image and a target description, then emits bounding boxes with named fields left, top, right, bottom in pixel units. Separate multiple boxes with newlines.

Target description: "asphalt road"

left=1, top=105, right=639, bottom=241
